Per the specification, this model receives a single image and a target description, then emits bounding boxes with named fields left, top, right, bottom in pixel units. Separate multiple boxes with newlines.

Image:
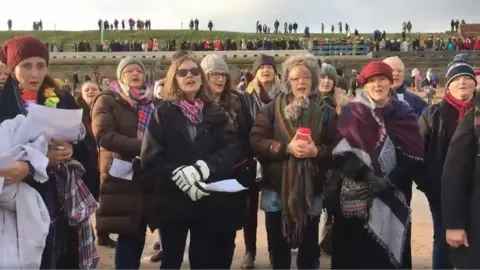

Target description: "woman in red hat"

left=325, top=61, right=425, bottom=269
left=0, top=36, right=98, bottom=269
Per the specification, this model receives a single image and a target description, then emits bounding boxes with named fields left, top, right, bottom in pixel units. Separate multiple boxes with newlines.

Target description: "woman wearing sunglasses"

left=139, top=54, right=240, bottom=269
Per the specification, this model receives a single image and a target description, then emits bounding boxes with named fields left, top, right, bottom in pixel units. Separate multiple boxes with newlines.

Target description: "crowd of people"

left=49, top=33, right=480, bottom=55
left=1, top=35, right=480, bottom=270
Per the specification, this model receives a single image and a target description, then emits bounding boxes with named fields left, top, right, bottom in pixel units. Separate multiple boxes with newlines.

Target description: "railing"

left=371, top=50, right=480, bottom=59
left=309, top=44, right=370, bottom=56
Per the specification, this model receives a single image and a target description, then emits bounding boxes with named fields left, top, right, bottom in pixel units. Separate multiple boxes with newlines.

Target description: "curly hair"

left=281, top=54, right=320, bottom=94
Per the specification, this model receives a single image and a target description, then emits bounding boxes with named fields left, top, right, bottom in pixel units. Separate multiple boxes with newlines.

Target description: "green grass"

left=0, top=29, right=456, bottom=47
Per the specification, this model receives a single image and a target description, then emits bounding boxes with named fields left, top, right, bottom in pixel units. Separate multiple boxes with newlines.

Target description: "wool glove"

left=185, top=182, right=210, bottom=201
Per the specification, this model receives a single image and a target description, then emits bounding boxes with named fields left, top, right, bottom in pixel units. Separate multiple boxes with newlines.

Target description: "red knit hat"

left=474, top=68, right=480, bottom=76
left=2, top=36, right=49, bottom=73
left=358, top=61, right=393, bottom=86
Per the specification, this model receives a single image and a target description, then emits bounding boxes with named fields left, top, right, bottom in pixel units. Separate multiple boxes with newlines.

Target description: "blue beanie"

left=445, top=54, right=477, bottom=87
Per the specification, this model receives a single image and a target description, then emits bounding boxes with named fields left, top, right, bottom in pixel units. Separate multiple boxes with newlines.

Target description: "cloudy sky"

left=3, top=0, right=479, bottom=33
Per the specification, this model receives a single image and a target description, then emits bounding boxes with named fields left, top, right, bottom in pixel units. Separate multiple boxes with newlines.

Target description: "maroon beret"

left=358, top=61, right=393, bottom=86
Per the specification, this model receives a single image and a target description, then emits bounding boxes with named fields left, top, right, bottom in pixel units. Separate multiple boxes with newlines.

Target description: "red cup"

left=296, top=127, right=311, bottom=141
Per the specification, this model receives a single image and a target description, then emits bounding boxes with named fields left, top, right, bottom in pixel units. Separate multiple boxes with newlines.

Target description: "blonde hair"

left=0, top=62, right=6, bottom=69
left=245, top=75, right=283, bottom=95
left=333, top=88, right=352, bottom=114
left=162, top=54, right=210, bottom=102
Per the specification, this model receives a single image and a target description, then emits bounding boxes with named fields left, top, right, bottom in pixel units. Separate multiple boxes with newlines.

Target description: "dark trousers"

left=205, top=228, right=237, bottom=269
left=265, top=212, right=321, bottom=269
left=428, top=198, right=453, bottom=269
left=243, top=186, right=259, bottom=254
left=115, top=225, right=147, bottom=269
left=159, top=217, right=210, bottom=269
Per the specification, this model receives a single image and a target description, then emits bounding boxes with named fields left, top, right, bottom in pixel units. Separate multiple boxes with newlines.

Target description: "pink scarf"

left=179, top=99, right=204, bottom=124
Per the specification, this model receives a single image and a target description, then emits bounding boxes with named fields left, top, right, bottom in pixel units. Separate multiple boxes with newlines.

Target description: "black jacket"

left=441, top=108, right=480, bottom=269
left=418, top=100, right=459, bottom=201
left=139, top=100, right=240, bottom=228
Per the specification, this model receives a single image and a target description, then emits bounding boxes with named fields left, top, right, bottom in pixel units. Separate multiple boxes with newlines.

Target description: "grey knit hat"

left=320, top=63, right=338, bottom=84
left=200, top=54, right=229, bottom=74
left=117, top=56, right=146, bottom=81
left=281, top=54, right=320, bottom=94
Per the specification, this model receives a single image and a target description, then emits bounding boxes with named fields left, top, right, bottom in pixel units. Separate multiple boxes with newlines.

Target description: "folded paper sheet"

left=109, top=158, right=134, bottom=180
left=26, top=104, right=85, bottom=142
left=205, top=179, right=247, bottom=193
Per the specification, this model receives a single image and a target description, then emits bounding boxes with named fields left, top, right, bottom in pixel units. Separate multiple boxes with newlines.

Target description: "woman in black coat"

left=200, top=54, right=255, bottom=268
left=140, top=54, right=240, bottom=269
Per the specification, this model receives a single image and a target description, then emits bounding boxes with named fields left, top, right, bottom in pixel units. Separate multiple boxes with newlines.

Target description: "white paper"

left=26, top=104, right=85, bottom=141
left=109, top=158, right=133, bottom=180
left=397, top=93, right=404, bottom=101
left=205, top=179, right=247, bottom=193
left=0, top=154, right=15, bottom=191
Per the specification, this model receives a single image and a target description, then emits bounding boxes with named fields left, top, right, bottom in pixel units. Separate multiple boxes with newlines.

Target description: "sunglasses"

left=176, top=68, right=201, bottom=77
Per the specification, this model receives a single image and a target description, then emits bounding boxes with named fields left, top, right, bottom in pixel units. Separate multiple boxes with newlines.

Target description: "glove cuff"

left=194, top=160, right=210, bottom=181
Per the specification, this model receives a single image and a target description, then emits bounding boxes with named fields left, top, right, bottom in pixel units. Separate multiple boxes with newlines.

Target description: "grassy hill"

left=0, top=29, right=457, bottom=47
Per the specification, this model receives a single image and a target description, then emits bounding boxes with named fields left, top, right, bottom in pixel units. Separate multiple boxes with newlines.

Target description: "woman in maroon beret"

left=325, top=61, right=425, bottom=269
left=0, top=36, right=99, bottom=269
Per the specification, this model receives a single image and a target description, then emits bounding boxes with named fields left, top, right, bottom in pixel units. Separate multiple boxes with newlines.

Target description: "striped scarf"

left=110, top=81, right=154, bottom=139
left=273, top=93, right=323, bottom=244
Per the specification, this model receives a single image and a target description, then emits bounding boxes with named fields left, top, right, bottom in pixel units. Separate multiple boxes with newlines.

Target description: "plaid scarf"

left=55, top=160, right=99, bottom=269
left=333, top=90, right=424, bottom=267
left=273, top=93, right=323, bottom=244
left=110, top=81, right=154, bottom=139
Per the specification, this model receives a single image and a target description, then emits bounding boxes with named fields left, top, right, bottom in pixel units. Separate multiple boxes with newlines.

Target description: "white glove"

left=171, top=160, right=210, bottom=188
left=193, top=160, right=210, bottom=181
left=185, top=182, right=210, bottom=201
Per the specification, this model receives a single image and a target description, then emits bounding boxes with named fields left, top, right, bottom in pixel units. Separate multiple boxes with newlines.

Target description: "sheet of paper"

left=109, top=158, right=133, bottom=181
left=0, top=154, right=15, bottom=192
left=205, top=179, right=247, bottom=193
left=397, top=93, right=404, bottom=101
left=26, top=103, right=85, bottom=141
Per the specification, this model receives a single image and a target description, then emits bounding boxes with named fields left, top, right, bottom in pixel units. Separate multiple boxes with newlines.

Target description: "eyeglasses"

left=176, top=68, right=201, bottom=77
left=209, top=72, right=228, bottom=79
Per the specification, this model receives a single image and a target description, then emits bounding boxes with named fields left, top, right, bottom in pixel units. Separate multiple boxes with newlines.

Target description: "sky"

left=3, top=0, right=480, bottom=33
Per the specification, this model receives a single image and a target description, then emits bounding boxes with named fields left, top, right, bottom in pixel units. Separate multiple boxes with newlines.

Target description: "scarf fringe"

left=363, top=191, right=411, bottom=268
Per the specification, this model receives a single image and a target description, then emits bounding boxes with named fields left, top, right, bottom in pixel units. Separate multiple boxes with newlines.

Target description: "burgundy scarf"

left=444, top=92, right=473, bottom=122
left=338, top=98, right=424, bottom=160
